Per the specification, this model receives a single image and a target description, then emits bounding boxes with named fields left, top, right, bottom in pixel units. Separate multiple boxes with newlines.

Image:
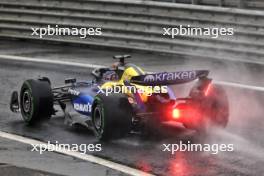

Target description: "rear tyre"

left=20, top=79, right=53, bottom=125
left=190, top=84, right=229, bottom=135
left=92, top=93, right=132, bottom=141
left=142, top=116, right=163, bottom=140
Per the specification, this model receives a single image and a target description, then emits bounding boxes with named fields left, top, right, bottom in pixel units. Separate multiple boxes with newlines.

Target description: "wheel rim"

left=93, top=107, right=102, bottom=130
left=22, top=91, right=32, bottom=114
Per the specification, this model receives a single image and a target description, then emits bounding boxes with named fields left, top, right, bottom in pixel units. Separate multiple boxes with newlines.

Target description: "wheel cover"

left=93, top=106, right=103, bottom=131
left=22, top=91, right=32, bottom=114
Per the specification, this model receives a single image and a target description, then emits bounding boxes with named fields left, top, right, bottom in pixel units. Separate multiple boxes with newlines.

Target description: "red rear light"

left=168, top=103, right=202, bottom=122
left=172, top=108, right=181, bottom=119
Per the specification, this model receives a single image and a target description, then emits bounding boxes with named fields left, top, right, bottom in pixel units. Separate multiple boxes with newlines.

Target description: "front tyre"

left=20, top=79, right=53, bottom=125
left=92, top=93, right=132, bottom=141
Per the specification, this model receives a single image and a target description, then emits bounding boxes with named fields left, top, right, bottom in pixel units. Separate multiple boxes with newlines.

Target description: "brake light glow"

left=172, top=108, right=180, bottom=119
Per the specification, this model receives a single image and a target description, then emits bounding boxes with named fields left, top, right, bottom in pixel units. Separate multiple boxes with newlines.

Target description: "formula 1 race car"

left=10, top=55, right=229, bottom=141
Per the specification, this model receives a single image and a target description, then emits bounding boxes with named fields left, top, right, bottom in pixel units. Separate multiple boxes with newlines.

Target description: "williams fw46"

left=10, top=55, right=229, bottom=141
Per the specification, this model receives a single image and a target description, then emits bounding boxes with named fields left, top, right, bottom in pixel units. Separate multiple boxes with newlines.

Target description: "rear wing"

left=130, top=70, right=209, bottom=86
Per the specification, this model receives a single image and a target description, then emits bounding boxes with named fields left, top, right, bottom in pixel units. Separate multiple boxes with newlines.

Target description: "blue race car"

left=10, top=55, right=229, bottom=141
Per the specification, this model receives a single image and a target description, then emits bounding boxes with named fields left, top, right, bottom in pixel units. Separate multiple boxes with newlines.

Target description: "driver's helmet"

left=102, top=70, right=119, bottom=81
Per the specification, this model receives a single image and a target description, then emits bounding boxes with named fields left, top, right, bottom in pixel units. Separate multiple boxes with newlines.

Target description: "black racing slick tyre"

left=190, top=84, right=229, bottom=134
left=20, top=79, right=53, bottom=125
left=92, top=93, right=132, bottom=141
left=202, top=84, right=229, bottom=128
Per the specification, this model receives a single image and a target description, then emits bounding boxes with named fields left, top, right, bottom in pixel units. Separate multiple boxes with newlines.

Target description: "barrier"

left=152, top=0, right=264, bottom=9
left=0, top=0, right=263, bottom=64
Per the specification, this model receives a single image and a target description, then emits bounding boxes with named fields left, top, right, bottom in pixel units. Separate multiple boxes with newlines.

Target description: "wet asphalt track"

left=0, top=40, right=264, bottom=176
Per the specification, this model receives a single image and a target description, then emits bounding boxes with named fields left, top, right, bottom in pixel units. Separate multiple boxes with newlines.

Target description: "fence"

left=0, top=0, right=263, bottom=63
left=151, top=0, right=264, bottom=10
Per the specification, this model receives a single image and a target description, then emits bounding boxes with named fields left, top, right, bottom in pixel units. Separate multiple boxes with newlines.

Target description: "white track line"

left=0, top=54, right=264, bottom=92
left=215, top=81, right=264, bottom=92
left=0, top=54, right=102, bottom=69
left=0, top=131, right=154, bottom=176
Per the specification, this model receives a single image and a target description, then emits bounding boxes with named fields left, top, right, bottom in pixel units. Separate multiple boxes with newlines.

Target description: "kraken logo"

left=144, top=75, right=155, bottom=82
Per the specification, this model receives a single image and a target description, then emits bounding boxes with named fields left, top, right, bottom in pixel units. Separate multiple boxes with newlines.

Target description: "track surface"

left=0, top=136, right=127, bottom=176
left=0, top=40, right=264, bottom=176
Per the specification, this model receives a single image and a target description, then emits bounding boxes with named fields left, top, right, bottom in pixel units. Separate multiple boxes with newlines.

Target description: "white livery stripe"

left=0, top=54, right=264, bottom=92
left=0, top=131, right=154, bottom=176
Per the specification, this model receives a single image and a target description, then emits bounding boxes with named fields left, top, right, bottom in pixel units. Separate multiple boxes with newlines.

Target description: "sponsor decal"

left=143, top=71, right=196, bottom=82
left=68, top=88, right=80, bottom=96
left=74, top=103, right=92, bottom=112
left=143, top=75, right=155, bottom=82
